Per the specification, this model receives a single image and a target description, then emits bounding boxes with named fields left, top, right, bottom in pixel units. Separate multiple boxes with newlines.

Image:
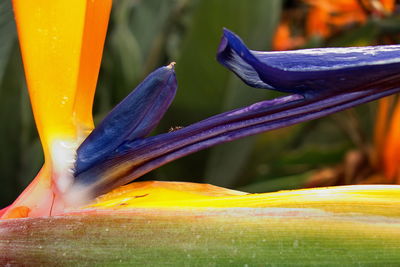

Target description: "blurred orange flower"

left=273, top=21, right=306, bottom=51
left=273, top=0, right=395, bottom=50
left=375, top=97, right=400, bottom=183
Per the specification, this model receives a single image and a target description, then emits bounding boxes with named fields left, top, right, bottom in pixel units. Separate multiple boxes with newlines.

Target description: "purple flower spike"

left=70, top=31, right=400, bottom=201
left=75, top=63, right=177, bottom=175
left=217, top=28, right=400, bottom=96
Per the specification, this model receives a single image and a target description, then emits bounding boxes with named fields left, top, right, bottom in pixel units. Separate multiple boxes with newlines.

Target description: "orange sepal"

left=2, top=0, right=112, bottom=219
left=373, top=96, right=393, bottom=167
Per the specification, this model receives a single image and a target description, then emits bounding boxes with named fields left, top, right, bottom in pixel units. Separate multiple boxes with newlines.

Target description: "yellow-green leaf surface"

left=1, top=182, right=400, bottom=265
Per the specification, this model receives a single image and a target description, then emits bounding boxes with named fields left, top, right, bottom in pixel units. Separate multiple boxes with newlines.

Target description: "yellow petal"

left=85, top=181, right=400, bottom=218
left=89, top=181, right=247, bottom=208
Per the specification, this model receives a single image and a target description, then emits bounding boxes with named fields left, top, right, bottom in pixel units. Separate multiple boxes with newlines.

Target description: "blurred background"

left=1, top=0, right=400, bottom=208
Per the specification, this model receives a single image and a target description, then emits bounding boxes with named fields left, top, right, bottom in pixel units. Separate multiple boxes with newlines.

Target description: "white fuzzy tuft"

left=51, top=139, right=78, bottom=193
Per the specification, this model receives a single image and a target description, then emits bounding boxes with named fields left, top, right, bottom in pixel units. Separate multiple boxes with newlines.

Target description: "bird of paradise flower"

left=2, top=1, right=400, bottom=264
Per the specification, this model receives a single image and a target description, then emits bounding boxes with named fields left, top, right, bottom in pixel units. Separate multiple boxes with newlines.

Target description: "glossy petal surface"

left=218, top=28, right=400, bottom=95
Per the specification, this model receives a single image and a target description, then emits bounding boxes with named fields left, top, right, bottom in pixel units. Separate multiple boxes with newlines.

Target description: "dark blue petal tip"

left=217, top=28, right=277, bottom=90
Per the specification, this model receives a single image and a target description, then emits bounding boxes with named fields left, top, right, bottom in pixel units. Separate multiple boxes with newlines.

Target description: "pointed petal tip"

left=167, top=62, right=176, bottom=69
left=221, top=27, right=236, bottom=39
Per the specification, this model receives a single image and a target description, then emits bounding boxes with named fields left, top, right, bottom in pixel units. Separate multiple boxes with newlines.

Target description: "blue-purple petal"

left=75, top=64, right=177, bottom=175
left=217, top=28, right=400, bottom=95
left=70, top=31, right=400, bottom=200
left=72, top=84, right=400, bottom=198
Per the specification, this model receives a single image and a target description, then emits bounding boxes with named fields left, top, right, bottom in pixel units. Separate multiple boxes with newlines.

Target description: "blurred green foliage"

left=1, top=0, right=400, bottom=208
